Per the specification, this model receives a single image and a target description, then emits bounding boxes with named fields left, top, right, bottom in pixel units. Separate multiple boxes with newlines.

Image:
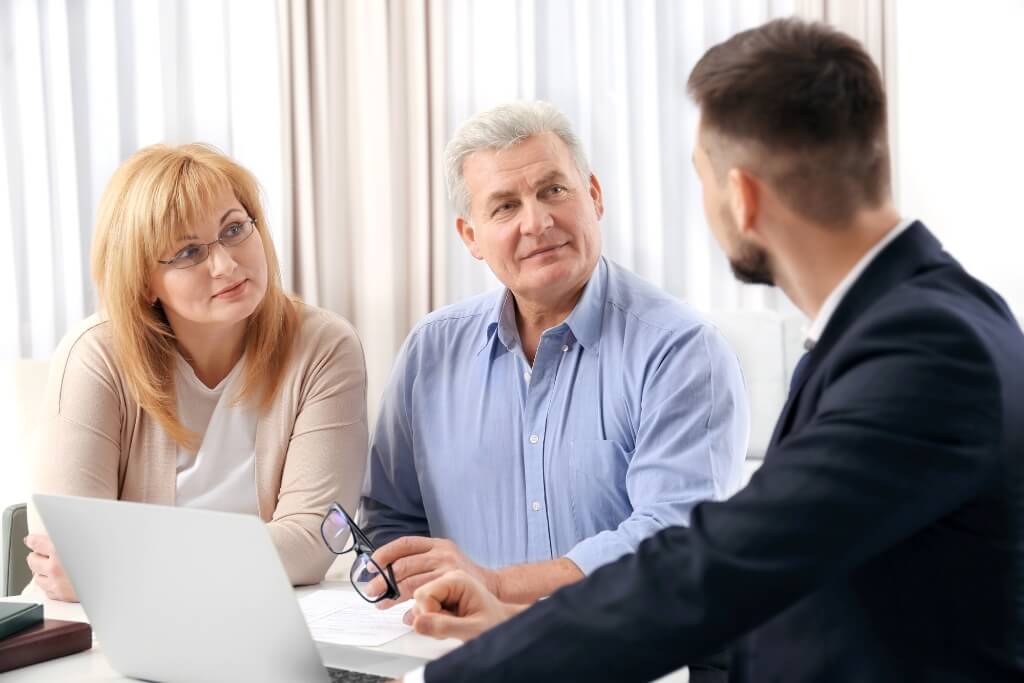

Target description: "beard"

left=717, top=200, right=774, bottom=285
left=728, top=239, right=774, bottom=285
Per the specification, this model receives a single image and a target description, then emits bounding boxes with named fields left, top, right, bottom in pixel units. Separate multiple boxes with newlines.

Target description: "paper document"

left=300, top=589, right=411, bottom=647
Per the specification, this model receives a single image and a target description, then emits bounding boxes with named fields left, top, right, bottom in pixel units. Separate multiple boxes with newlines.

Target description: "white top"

left=174, top=355, right=259, bottom=514
left=804, top=218, right=915, bottom=347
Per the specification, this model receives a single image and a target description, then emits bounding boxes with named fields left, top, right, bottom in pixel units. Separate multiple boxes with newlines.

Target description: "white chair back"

left=703, top=311, right=804, bottom=480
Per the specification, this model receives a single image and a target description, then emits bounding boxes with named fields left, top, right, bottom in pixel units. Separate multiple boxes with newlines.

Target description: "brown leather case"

left=0, top=618, right=93, bottom=673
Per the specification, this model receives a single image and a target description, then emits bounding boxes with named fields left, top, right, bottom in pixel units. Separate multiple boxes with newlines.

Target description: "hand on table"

left=406, top=569, right=526, bottom=641
left=366, top=537, right=499, bottom=609
left=23, top=533, right=78, bottom=602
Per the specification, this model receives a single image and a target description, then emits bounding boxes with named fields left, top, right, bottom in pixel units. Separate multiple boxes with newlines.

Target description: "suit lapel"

left=767, top=222, right=949, bottom=450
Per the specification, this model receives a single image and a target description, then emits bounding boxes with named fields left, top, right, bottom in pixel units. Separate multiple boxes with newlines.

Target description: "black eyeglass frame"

left=156, top=217, right=257, bottom=269
left=319, top=502, right=399, bottom=604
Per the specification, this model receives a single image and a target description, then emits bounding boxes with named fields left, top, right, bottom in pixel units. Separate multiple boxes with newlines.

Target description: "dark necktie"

left=788, top=350, right=812, bottom=396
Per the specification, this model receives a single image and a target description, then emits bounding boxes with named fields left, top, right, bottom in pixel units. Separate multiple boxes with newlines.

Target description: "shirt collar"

left=804, top=218, right=915, bottom=348
left=477, top=291, right=512, bottom=355
left=562, top=257, right=606, bottom=350
left=476, top=257, right=607, bottom=355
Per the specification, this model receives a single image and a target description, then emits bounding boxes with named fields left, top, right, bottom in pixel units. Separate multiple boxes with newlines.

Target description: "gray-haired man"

left=361, top=101, right=749, bottom=614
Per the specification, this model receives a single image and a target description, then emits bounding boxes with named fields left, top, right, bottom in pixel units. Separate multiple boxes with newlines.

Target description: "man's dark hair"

left=688, top=18, right=890, bottom=225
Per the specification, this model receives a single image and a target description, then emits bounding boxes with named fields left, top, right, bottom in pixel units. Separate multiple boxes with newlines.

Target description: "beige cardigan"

left=29, top=303, right=367, bottom=586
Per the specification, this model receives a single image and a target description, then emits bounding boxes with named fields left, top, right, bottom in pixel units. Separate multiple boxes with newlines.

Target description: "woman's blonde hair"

left=91, top=143, right=298, bottom=447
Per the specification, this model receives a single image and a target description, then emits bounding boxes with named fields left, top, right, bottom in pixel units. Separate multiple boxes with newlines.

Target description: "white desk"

left=0, top=581, right=458, bottom=681
left=2, top=585, right=691, bottom=682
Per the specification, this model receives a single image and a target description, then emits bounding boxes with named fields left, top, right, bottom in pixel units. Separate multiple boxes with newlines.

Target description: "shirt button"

left=562, top=344, right=569, bottom=352
left=529, top=434, right=539, bottom=444
left=523, top=370, right=531, bottom=382
left=531, top=501, right=541, bottom=512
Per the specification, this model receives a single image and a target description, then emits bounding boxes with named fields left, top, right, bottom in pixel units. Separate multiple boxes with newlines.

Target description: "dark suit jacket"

left=424, top=223, right=1024, bottom=682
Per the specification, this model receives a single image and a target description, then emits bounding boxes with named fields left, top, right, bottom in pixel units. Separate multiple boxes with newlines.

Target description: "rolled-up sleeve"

left=361, top=332, right=431, bottom=545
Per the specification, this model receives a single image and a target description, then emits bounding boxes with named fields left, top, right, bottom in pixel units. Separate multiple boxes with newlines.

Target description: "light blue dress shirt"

left=363, top=257, right=749, bottom=575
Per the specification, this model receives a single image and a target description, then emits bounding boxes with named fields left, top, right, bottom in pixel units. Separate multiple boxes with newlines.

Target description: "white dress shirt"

left=804, top=218, right=914, bottom=347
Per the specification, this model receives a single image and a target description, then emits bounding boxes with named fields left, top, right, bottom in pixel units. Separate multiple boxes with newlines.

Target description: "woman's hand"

left=24, top=533, right=78, bottom=602
left=406, top=569, right=527, bottom=641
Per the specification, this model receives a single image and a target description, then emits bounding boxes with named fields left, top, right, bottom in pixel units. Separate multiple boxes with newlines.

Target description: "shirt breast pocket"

left=569, top=439, right=633, bottom=537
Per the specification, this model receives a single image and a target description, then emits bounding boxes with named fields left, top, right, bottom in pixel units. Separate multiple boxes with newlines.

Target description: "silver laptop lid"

left=34, top=494, right=328, bottom=683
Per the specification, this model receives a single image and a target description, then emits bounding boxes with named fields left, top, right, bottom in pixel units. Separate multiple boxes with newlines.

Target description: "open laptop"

left=34, top=494, right=426, bottom=682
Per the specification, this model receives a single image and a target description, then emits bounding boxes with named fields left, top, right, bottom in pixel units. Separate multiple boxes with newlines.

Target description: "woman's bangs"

left=150, top=159, right=233, bottom=258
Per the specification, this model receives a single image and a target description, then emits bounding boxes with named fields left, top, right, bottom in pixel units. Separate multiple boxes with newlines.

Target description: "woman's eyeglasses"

left=157, top=218, right=256, bottom=269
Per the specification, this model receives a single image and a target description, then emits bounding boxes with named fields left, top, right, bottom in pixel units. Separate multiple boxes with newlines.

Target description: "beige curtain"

left=277, top=0, right=443, bottom=416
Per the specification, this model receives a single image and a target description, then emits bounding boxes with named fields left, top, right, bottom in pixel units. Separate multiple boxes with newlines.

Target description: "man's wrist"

left=489, top=566, right=506, bottom=601
left=491, top=557, right=584, bottom=604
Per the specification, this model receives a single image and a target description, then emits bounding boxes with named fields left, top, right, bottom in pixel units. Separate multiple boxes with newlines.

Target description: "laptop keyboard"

left=326, top=666, right=391, bottom=683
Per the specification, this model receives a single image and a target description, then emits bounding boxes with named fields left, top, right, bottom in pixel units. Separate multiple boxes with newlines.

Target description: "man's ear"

left=456, top=217, right=484, bottom=260
left=589, top=173, right=604, bottom=220
left=727, top=167, right=759, bottom=239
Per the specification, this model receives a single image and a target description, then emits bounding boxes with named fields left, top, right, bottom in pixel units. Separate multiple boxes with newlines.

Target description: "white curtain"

left=275, top=0, right=811, bottom=413
left=434, top=0, right=799, bottom=316
left=277, top=0, right=438, bottom=413
left=0, top=0, right=282, bottom=359
left=3, top=0, right=900, bottom=406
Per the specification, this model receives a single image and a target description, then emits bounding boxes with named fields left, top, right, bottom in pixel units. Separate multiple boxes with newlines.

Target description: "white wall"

left=895, top=0, right=1024, bottom=317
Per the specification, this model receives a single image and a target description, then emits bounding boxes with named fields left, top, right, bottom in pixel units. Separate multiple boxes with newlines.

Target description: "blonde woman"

left=24, top=144, right=367, bottom=601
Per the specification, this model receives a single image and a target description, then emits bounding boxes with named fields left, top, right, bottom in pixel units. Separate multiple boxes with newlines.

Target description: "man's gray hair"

left=444, top=100, right=592, bottom=220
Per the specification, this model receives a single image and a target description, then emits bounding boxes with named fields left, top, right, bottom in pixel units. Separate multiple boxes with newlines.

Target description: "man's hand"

left=24, top=533, right=78, bottom=602
left=367, top=537, right=499, bottom=608
left=407, top=570, right=526, bottom=641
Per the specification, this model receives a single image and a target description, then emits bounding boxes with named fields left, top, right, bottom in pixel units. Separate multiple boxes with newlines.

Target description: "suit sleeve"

left=425, top=307, right=1003, bottom=682
left=361, top=331, right=431, bottom=545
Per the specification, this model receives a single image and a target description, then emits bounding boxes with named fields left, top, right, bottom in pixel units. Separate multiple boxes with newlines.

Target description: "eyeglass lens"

left=167, top=219, right=254, bottom=269
left=321, top=506, right=355, bottom=554
left=350, top=553, right=391, bottom=602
